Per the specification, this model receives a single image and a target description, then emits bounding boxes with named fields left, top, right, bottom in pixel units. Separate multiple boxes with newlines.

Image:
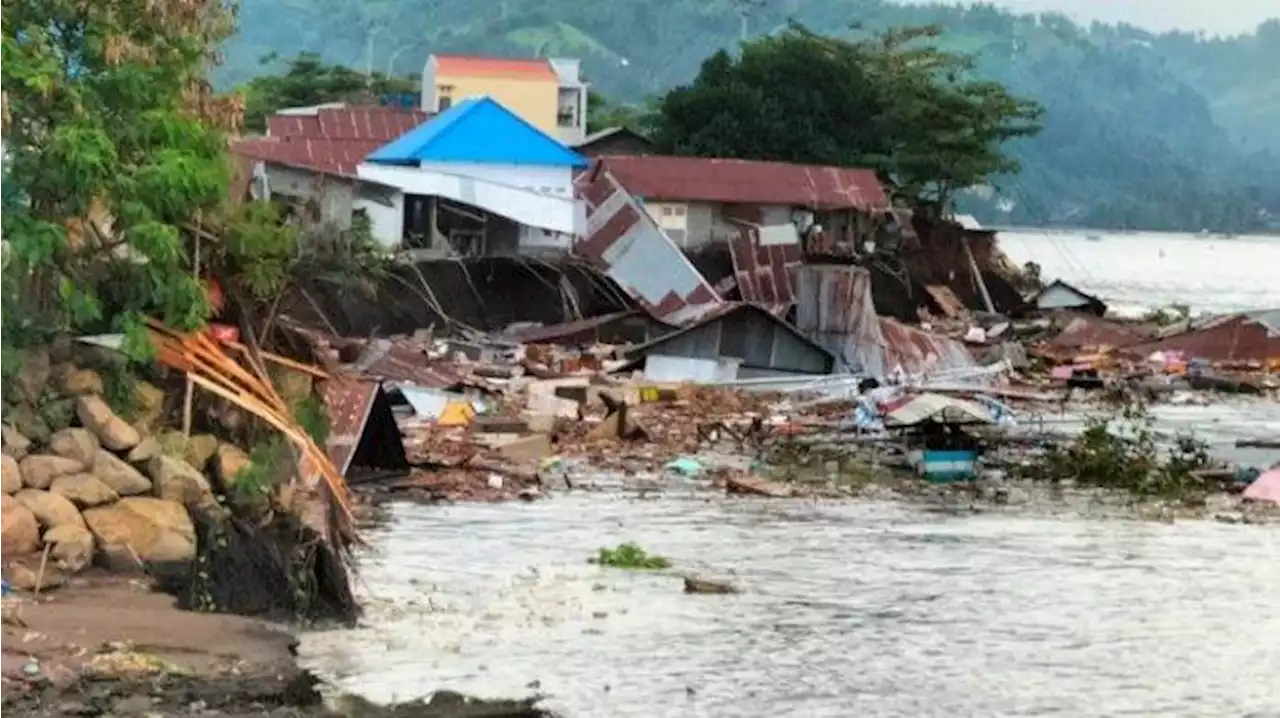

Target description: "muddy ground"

left=1, top=572, right=552, bottom=718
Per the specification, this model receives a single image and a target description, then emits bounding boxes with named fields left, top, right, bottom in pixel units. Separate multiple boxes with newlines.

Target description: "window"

left=437, top=85, right=454, bottom=112
left=673, top=205, right=687, bottom=217
left=662, top=206, right=674, bottom=217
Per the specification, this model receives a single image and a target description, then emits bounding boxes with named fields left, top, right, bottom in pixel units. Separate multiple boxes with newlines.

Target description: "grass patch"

left=591, top=542, right=671, bottom=570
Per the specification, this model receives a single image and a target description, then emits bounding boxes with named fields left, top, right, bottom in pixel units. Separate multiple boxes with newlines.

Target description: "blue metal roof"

left=365, top=96, right=588, bottom=168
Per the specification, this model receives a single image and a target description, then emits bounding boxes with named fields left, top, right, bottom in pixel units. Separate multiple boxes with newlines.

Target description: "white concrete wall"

left=354, top=192, right=404, bottom=249
left=357, top=163, right=580, bottom=235
left=416, top=161, right=574, bottom=197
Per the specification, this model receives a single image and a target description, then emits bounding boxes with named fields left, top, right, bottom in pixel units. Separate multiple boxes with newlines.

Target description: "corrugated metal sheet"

left=234, top=105, right=430, bottom=177
left=627, top=302, right=835, bottom=375
left=321, top=377, right=379, bottom=477
left=1047, top=312, right=1151, bottom=351
left=727, top=221, right=802, bottom=313
left=794, top=264, right=976, bottom=379
left=268, top=106, right=429, bottom=141
left=878, top=317, right=976, bottom=378
left=355, top=339, right=470, bottom=388
left=1123, top=310, right=1280, bottom=362
left=595, top=155, right=889, bottom=211
left=573, top=167, right=724, bottom=323
left=367, top=97, right=587, bottom=168
left=232, top=137, right=385, bottom=177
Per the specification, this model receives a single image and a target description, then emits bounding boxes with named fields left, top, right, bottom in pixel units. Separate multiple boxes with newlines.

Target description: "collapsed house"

left=233, top=95, right=1026, bottom=384
left=574, top=154, right=898, bottom=318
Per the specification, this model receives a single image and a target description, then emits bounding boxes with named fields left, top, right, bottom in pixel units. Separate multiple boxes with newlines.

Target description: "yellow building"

left=422, top=54, right=588, bottom=145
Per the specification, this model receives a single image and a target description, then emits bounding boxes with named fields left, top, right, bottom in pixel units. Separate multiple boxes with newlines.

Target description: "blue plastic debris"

left=664, top=456, right=705, bottom=477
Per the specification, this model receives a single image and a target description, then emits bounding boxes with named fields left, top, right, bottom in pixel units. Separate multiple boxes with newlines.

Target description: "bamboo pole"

left=182, top=233, right=201, bottom=437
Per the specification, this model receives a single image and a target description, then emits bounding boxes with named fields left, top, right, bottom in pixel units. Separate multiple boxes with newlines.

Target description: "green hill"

left=219, top=0, right=1280, bottom=232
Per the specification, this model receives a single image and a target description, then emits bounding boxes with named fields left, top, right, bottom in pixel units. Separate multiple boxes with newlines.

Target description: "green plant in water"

left=1023, top=402, right=1213, bottom=501
left=593, top=542, right=672, bottom=570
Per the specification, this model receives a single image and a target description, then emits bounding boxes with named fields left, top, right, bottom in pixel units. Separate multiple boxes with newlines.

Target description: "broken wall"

left=280, top=256, right=634, bottom=337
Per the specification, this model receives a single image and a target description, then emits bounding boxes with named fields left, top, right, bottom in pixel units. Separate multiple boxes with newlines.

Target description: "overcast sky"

left=915, top=0, right=1279, bottom=35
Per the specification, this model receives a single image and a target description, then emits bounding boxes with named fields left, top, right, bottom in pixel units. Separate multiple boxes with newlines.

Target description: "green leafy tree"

left=650, top=24, right=1043, bottom=213
left=585, top=89, right=653, bottom=135
left=238, top=52, right=418, bottom=132
left=1, top=0, right=297, bottom=363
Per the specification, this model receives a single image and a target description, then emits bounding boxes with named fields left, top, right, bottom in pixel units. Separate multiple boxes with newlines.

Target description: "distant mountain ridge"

left=221, top=0, right=1280, bottom=231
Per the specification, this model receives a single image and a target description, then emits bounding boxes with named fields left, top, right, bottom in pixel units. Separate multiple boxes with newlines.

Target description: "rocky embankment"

left=2, top=349, right=251, bottom=589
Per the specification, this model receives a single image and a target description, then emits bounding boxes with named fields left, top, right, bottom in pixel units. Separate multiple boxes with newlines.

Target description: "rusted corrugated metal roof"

left=433, top=55, right=556, bottom=80
left=727, top=221, right=802, bottom=314
left=232, top=137, right=386, bottom=177
left=877, top=317, right=975, bottom=377
left=235, top=105, right=430, bottom=177
left=321, top=377, right=380, bottom=477
left=793, top=264, right=975, bottom=378
left=1123, top=310, right=1280, bottom=363
left=268, top=106, right=429, bottom=141
left=595, top=155, right=889, bottom=211
left=1046, top=312, right=1152, bottom=351
left=355, top=339, right=471, bottom=388
left=573, top=167, right=724, bottom=324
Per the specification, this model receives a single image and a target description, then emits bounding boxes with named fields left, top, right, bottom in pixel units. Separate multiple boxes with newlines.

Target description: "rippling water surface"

left=995, top=229, right=1280, bottom=315
left=301, top=496, right=1280, bottom=717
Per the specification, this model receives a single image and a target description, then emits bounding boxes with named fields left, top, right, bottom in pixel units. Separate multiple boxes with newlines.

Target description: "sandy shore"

left=2, top=570, right=556, bottom=717
left=2, top=570, right=319, bottom=717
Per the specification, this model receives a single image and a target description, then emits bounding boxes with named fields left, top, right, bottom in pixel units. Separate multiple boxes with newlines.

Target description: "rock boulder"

left=13, top=346, right=51, bottom=405
left=8, top=404, right=51, bottom=445
left=76, top=394, right=141, bottom=451
left=1, top=424, right=32, bottom=460
left=13, top=489, right=86, bottom=530
left=213, top=443, right=252, bottom=486
left=49, top=427, right=101, bottom=468
left=2, top=454, right=22, bottom=494
left=92, top=450, right=152, bottom=496
left=1, top=494, right=40, bottom=554
left=131, top=381, right=167, bottom=436
left=19, top=454, right=86, bottom=490
left=44, top=524, right=96, bottom=573
left=82, top=497, right=196, bottom=568
left=184, top=434, right=219, bottom=473
left=50, top=473, right=119, bottom=508
left=61, top=368, right=105, bottom=396
left=147, top=455, right=216, bottom=512
left=5, top=563, right=65, bottom=591
left=126, top=437, right=161, bottom=464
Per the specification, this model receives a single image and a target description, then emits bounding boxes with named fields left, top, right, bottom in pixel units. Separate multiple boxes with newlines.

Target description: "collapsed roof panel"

left=573, top=167, right=725, bottom=324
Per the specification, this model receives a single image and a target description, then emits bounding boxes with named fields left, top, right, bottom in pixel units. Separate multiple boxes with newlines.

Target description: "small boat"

left=1085, top=233, right=1103, bottom=242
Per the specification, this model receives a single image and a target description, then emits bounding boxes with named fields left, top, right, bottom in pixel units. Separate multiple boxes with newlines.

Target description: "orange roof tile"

left=432, top=54, right=556, bottom=80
